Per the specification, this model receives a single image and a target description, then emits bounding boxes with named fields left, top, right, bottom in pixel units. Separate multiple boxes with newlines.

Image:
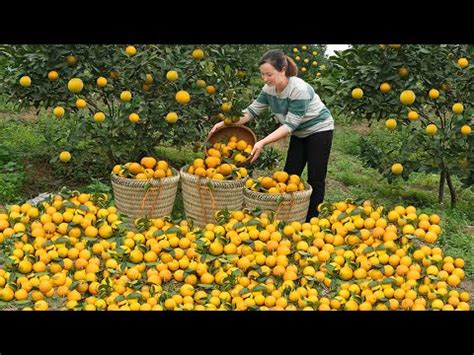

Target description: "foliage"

left=0, top=44, right=273, bottom=166
left=326, top=44, right=473, bottom=205
left=0, top=161, right=26, bottom=205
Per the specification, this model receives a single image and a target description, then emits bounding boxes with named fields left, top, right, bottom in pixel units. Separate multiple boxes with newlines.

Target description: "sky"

left=325, top=44, right=351, bottom=57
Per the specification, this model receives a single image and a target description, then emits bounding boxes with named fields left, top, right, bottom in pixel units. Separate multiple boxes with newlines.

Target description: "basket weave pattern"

left=243, top=183, right=313, bottom=223
left=111, top=170, right=179, bottom=220
left=180, top=166, right=246, bottom=227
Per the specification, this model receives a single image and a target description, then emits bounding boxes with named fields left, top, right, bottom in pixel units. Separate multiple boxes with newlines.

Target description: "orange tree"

left=0, top=44, right=269, bottom=177
left=327, top=44, right=473, bottom=206
left=284, top=44, right=329, bottom=83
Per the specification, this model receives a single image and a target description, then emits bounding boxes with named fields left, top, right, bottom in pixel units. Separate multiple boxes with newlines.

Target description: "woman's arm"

left=250, top=125, right=290, bottom=163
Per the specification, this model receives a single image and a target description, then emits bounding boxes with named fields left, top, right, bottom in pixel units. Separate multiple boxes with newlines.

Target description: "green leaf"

left=246, top=219, right=261, bottom=227
left=233, top=222, right=245, bottom=230
left=166, top=226, right=181, bottom=235
left=196, top=284, right=213, bottom=289
left=115, top=295, right=126, bottom=303
left=363, top=246, right=374, bottom=254
left=251, top=285, right=267, bottom=292
left=368, top=281, right=379, bottom=288
left=337, top=212, right=348, bottom=221
left=238, top=287, right=250, bottom=295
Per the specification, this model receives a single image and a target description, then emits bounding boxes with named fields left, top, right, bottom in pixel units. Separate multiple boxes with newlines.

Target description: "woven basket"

left=180, top=166, right=246, bottom=228
left=111, top=169, right=180, bottom=223
left=206, top=125, right=256, bottom=152
left=243, top=183, right=313, bottom=223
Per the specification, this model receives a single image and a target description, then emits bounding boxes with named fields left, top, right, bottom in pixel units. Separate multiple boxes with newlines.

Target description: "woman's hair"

left=259, top=49, right=298, bottom=77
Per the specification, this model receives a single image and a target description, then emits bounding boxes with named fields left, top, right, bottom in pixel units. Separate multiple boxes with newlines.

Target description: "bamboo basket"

left=243, top=183, right=313, bottom=223
left=206, top=125, right=256, bottom=150
left=180, top=166, right=246, bottom=228
left=111, top=169, right=180, bottom=224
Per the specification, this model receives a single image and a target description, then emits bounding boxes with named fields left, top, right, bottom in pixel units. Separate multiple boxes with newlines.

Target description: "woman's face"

left=260, top=63, right=286, bottom=87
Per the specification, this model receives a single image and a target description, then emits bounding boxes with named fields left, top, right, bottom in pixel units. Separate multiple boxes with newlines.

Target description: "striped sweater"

left=244, top=76, right=334, bottom=138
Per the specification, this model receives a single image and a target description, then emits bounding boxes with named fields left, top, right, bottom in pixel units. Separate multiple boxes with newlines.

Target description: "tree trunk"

left=438, top=169, right=446, bottom=204
left=446, top=171, right=457, bottom=207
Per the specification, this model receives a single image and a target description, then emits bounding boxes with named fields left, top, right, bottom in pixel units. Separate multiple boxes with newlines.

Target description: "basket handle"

left=140, top=180, right=164, bottom=217
left=196, top=179, right=217, bottom=224
left=274, top=193, right=295, bottom=222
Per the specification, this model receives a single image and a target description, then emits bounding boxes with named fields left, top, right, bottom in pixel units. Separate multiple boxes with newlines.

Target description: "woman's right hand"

left=208, top=121, right=224, bottom=138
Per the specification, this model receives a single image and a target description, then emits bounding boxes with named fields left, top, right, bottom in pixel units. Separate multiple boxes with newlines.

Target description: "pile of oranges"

left=245, top=171, right=306, bottom=193
left=112, top=157, right=174, bottom=179
left=1, top=192, right=469, bottom=311
left=187, top=135, right=252, bottom=180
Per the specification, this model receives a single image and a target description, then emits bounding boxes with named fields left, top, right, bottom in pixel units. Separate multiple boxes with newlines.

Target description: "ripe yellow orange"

left=385, top=118, right=397, bottom=130
left=166, top=70, right=178, bottom=81
left=425, top=124, right=437, bottom=136
left=273, top=171, right=289, bottom=183
left=125, top=45, right=137, bottom=56
left=53, top=106, right=65, bottom=118
left=206, top=85, right=216, bottom=94
left=165, top=112, right=178, bottom=123
left=76, top=98, right=87, bottom=109
left=221, top=102, right=232, bottom=112
left=94, top=112, right=105, bottom=122
left=351, top=88, right=363, bottom=99
left=19, top=76, right=32, bottom=87
left=59, top=151, right=71, bottom=162
left=428, top=89, right=439, bottom=99
left=67, top=78, right=84, bottom=93
left=175, top=90, right=190, bottom=104
left=192, top=48, right=204, bottom=60
left=380, top=82, right=391, bottom=93
left=460, top=125, right=471, bottom=135
left=218, top=164, right=232, bottom=176
left=391, top=163, right=403, bottom=175
left=408, top=111, right=419, bottom=121
left=452, top=103, right=464, bottom=114
left=457, top=57, right=469, bottom=68
left=120, top=91, right=132, bottom=102
left=140, top=157, right=156, bottom=169
left=129, top=113, right=139, bottom=123
left=400, top=90, right=416, bottom=105
left=97, top=76, right=108, bottom=87
left=48, top=70, right=59, bottom=81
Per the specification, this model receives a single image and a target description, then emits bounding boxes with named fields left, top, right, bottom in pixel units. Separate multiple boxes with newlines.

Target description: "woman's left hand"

left=250, top=141, right=265, bottom=163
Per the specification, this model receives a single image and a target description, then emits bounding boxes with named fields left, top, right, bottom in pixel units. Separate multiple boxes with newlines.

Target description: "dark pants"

left=283, top=130, right=333, bottom=222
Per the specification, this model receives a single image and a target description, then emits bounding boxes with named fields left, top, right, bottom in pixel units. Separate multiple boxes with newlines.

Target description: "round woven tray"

left=243, top=183, right=313, bottom=223
left=206, top=125, right=256, bottom=151
left=180, top=165, right=246, bottom=228
left=111, top=169, right=180, bottom=222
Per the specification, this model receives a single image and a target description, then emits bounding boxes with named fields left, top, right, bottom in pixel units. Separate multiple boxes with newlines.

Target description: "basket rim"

left=111, top=167, right=180, bottom=185
left=180, top=165, right=247, bottom=187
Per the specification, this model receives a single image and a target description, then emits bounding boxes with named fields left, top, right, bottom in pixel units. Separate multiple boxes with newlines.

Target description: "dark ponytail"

left=285, top=55, right=298, bottom=77
left=259, top=49, right=298, bottom=77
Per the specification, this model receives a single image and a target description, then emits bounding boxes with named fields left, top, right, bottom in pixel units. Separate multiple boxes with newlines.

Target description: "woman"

left=209, top=49, right=334, bottom=221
